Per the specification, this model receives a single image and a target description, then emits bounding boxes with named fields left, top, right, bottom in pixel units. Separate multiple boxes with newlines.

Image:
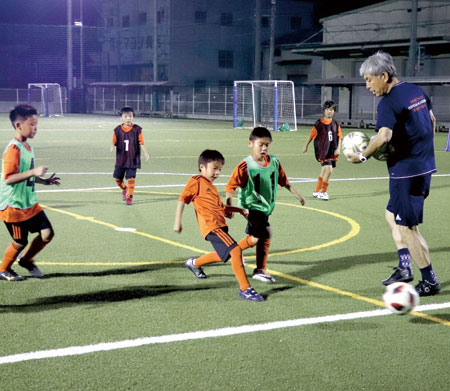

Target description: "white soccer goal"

left=27, top=83, right=64, bottom=117
left=233, top=80, right=297, bottom=131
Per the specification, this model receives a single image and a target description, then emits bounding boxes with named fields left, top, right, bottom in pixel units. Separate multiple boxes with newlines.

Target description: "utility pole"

left=67, top=0, right=73, bottom=112
left=407, top=0, right=418, bottom=76
left=268, top=0, right=276, bottom=79
left=254, top=0, right=261, bottom=80
left=153, top=0, right=158, bottom=82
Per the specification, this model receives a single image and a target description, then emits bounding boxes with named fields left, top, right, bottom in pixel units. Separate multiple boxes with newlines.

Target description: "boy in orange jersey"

left=303, top=100, right=342, bottom=201
left=0, top=104, right=60, bottom=281
left=110, top=106, right=149, bottom=205
left=225, top=127, right=305, bottom=283
left=173, top=149, right=264, bottom=302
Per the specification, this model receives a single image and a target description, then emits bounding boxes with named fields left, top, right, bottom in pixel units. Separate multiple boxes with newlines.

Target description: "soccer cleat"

left=0, top=269, right=25, bottom=281
left=185, top=258, right=207, bottom=279
left=319, top=192, right=329, bottom=200
left=312, top=191, right=320, bottom=198
left=18, top=258, right=45, bottom=278
left=239, top=287, right=265, bottom=302
left=126, top=195, right=133, bottom=205
left=415, top=279, right=441, bottom=297
left=252, top=268, right=276, bottom=283
left=382, top=267, right=414, bottom=286
left=122, top=187, right=128, bottom=201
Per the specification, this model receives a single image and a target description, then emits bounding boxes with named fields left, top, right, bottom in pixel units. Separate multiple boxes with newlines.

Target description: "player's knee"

left=41, top=228, right=54, bottom=243
left=251, top=236, right=259, bottom=245
left=13, top=238, right=28, bottom=248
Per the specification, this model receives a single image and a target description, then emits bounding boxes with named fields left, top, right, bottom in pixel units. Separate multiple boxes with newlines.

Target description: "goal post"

left=27, top=83, right=64, bottom=117
left=233, top=80, right=297, bottom=131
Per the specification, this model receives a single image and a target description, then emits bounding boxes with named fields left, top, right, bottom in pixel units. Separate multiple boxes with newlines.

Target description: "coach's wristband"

left=359, top=153, right=367, bottom=162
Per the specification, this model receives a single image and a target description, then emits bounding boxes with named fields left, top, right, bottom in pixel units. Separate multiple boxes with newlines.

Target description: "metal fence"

left=1, top=85, right=449, bottom=130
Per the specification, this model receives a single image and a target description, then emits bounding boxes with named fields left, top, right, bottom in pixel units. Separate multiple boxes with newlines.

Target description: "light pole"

left=67, top=0, right=73, bottom=111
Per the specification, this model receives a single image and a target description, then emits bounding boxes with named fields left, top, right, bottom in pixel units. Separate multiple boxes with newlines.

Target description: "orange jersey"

left=179, top=175, right=227, bottom=238
left=0, top=142, right=42, bottom=223
left=309, top=118, right=342, bottom=162
left=225, top=155, right=289, bottom=194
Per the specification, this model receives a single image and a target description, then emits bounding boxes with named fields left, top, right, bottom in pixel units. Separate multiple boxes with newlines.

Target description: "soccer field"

left=0, top=114, right=449, bottom=390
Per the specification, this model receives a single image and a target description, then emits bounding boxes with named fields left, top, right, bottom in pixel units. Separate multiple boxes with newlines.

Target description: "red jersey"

left=179, top=175, right=227, bottom=238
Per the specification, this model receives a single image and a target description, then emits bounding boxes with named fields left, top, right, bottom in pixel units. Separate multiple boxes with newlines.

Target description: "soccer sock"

left=0, top=242, right=22, bottom=272
left=115, top=178, right=126, bottom=190
left=321, top=181, right=329, bottom=193
left=420, top=264, right=437, bottom=284
left=255, top=238, right=271, bottom=271
left=20, top=235, right=49, bottom=264
left=127, top=178, right=136, bottom=197
left=195, top=252, right=222, bottom=267
left=315, top=177, right=323, bottom=192
left=229, top=246, right=250, bottom=291
left=237, top=235, right=257, bottom=251
left=397, top=248, right=411, bottom=270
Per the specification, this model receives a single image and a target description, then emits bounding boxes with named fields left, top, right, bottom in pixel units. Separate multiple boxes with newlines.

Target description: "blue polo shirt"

left=376, top=81, right=436, bottom=178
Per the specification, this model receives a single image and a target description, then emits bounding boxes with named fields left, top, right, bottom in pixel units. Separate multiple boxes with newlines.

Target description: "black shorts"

left=386, top=174, right=431, bottom=227
left=245, top=209, right=271, bottom=239
left=113, top=167, right=137, bottom=180
left=205, top=227, right=238, bottom=263
left=321, top=159, right=336, bottom=168
left=4, top=211, right=53, bottom=246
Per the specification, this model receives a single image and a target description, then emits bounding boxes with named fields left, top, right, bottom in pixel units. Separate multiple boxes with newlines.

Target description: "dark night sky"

left=0, top=0, right=386, bottom=26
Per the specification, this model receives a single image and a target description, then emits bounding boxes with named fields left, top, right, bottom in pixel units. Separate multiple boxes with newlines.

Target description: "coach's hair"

left=9, top=104, right=38, bottom=128
left=120, top=106, right=134, bottom=115
left=198, top=149, right=225, bottom=171
left=249, top=126, right=272, bottom=141
left=323, top=100, right=336, bottom=111
left=359, top=51, right=397, bottom=81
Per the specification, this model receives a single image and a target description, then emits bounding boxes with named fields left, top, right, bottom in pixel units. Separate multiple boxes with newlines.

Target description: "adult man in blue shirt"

left=348, top=51, right=440, bottom=296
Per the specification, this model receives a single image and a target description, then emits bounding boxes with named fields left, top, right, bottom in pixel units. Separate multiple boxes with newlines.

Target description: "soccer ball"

left=370, top=135, right=395, bottom=161
left=383, top=282, right=419, bottom=315
left=341, top=132, right=370, bottom=157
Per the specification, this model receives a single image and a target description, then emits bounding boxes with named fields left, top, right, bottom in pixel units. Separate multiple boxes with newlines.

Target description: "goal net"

left=233, top=80, right=297, bottom=131
left=27, top=83, right=64, bottom=117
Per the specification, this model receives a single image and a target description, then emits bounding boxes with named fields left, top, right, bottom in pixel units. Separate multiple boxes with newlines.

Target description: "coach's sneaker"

left=122, top=187, right=128, bottom=201
left=382, top=267, right=414, bottom=286
left=252, top=268, right=276, bottom=283
left=18, top=258, right=45, bottom=278
left=126, top=195, right=133, bottom=205
left=319, top=192, right=329, bottom=200
left=0, top=269, right=24, bottom=281
left=415, top=279, right=441, bottom=297
left=185, top=258, right=207, bottom=279
left=239, top=287, right=265, bottom=302
left=313, top=191, right=320, bottom=198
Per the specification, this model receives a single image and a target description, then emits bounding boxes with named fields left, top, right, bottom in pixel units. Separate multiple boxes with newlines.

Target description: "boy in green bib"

left=0, top=105, right=60, bottom=281
left=225, top=126, right=305, bottom=282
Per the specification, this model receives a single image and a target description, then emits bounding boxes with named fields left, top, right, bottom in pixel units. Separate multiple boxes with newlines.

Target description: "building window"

left=107, top=17, right=114, bottom=27
left=290, top=16, right=302, bottom=31
left=146, top=36, right=153, bottom=48
left=138, top=13, right=147, bottom=25
left=218, top=50, right=234, bottom=69
left=158, top=10, right=165, bottom=24
left=274, top=48, right=281, bottom=57
left=195, top=11, right=207, bottom=24
left=220, top=13, right=232, bottom=26
left=261, top=16, right=269, bottom=28
left=194, top=80, right=207, bottom=88
left=122, top=15, right=130, bottom=27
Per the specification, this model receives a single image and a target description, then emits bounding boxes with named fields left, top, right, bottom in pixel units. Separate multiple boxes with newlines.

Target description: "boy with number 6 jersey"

left=110, top=106, right=149, bottom=205
left=225, top=127, right=305, bottom=283
left=0, top=104, right=60, bottom=281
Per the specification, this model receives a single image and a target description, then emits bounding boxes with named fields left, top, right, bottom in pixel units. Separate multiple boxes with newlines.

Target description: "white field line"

left=1, top=302, right=450, bottom=365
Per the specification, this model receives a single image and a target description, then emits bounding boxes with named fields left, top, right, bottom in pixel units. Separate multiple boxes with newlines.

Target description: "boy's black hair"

left=249, top=126, right=272, bottom=141
left=120, top=106, right=134, bottom=115
left=198, top=149, right=225, bottom=171
left=9, top=104, right=38, bottom=128
left=322, top=100, right=336, bottom=111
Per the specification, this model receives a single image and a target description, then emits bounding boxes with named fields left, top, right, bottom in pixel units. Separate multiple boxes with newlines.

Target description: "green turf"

left=0, top=114, right=449, bottom=390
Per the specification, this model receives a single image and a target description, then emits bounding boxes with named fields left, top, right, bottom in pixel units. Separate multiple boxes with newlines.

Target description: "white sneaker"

left=319, top=192, right=329, bottom=200
left=252, top=269, right=276, bottom=283
left=312, top=191, right=320, bottom=198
